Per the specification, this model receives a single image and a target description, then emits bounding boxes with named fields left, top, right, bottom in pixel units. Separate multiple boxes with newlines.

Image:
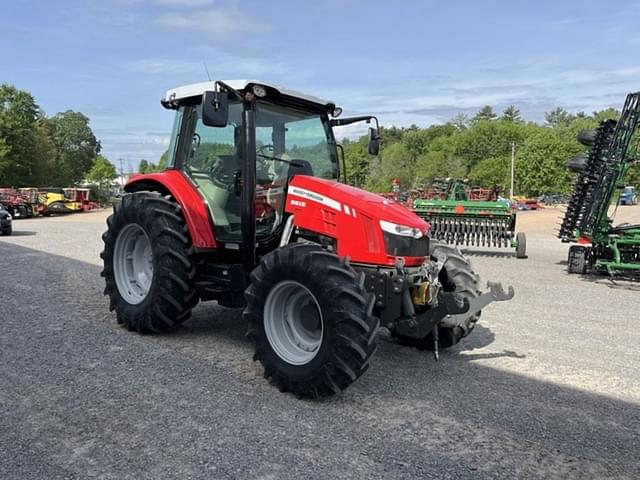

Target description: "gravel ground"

left=1, top=208, right=639, bottom=479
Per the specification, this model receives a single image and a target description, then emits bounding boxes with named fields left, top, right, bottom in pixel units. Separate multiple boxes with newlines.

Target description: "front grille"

left=383, top=233, right=429, bottom=257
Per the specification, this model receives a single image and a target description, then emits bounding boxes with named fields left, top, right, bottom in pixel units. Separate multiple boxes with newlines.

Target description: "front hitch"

left=393, top=281, right=514, bottom=357
left=440, top=282, right=515, bottom=328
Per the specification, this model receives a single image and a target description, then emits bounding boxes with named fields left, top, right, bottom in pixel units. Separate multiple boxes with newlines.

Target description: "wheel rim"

left=263, top=280, right=323, bottom=365
left=113, top=223, right=153, bottom=305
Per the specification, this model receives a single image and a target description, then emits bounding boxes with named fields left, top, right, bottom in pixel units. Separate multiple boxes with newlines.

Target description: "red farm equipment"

left=0, top=188, right=34, bottom=219
left=101, top=80, right=513, bottom=397
left=63, top=188, right=101, bottom=212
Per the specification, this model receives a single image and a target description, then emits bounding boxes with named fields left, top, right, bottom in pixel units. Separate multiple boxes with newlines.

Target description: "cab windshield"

left=176, top=98, right=338, bottom=243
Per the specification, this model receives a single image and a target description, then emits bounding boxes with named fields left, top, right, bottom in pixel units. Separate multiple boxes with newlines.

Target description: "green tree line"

left=4, top=83, right=638, bottom=196
left=341, top=105, right=640, bottom=196
left=0, top=84, right=116, bottom=187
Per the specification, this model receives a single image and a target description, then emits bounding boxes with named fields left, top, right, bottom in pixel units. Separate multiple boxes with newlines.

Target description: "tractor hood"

left=285, top=176, right=429, bottom=267
left=289, top=176, right=428, bottom=231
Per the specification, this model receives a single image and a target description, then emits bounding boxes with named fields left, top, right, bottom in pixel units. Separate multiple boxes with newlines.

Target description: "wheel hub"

left=113, top=223, right=153, bottom=305
left=263, top=280, right=323, bottom=365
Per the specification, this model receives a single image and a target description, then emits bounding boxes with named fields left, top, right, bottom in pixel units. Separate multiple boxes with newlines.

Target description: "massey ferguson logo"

left=290, top=187, right=323, bottom=203
left=287, top=186, right=342, bottom=211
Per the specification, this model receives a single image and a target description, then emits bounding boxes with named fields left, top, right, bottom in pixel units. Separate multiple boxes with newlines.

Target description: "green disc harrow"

left=413, top=199, right=527, bottom=258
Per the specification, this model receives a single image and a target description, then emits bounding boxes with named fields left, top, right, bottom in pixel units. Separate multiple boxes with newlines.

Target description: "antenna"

left=203, top=62, right=212, bottom=82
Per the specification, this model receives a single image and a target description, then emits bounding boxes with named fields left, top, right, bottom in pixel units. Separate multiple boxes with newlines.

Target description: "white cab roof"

left=164, top=80, right=335, bottom=109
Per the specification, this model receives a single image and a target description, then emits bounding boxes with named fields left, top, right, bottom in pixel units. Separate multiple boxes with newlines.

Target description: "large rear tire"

left=244, top=242, right=379, bottom=398
left=101, top=191, right=199, bottom=333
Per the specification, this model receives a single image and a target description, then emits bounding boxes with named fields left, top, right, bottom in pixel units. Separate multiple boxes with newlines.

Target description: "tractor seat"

left=287, top=160, right=313, bottom=179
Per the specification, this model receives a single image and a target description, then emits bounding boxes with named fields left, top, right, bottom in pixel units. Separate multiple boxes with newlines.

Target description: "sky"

left=3, top=0, right=640, bottom=170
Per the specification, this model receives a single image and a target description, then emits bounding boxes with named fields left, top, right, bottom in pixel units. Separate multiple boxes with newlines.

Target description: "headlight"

left=379, top=220, right=423, bottom=239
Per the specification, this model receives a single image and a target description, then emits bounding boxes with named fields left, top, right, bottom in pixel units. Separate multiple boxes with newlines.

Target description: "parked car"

left=619, top=186, right=637, bottom=205
left=0, top=204, right=12, bottom=235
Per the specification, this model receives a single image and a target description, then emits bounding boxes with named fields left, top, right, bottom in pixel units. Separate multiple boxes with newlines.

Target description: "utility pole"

left=510, top=142, right=515, bottom=200
left=118, top=158, right=125, bottom=192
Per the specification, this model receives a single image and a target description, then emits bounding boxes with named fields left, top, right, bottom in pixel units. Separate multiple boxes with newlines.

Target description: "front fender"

left=125, top=170, right=217, bottom=249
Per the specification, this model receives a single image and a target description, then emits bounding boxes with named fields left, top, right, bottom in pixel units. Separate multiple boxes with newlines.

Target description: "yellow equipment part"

left=43, top=192, right=80, bottom=211
left=411, top=281, right=431, bottom=306
left=43, top=192, right=66, bottom=205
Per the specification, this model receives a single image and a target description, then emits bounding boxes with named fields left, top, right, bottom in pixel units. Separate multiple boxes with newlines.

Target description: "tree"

left=342, top=138, right=369, bottom=187
left=365, top=142, right=413, bottom=192
left=593, top=108, right=619, bottom=123
left=0, top=84, right=40, bottom=186
left=468, top=156, right=510, bottom=189
left=86, top=155, right=117, bottom=189
left=473, top=105, right=497, bottom=123
left=455, top=119, right=526, bottom=171
left=502, top=105, right=523, bottom=123
left=545, top=107, right=574, bottom=127
left=416, top=136, right=465, bottom=185
left=158, top=150, right=169, bottom=169
left=516, top=129, right=575, bottom=196
left=31, top=118, right=57, bottom=186
left=47, top=110, right=101, bottom=185
left=449, top=113, right=469, bottom=130
left=138, top=159, right=150, bottom=173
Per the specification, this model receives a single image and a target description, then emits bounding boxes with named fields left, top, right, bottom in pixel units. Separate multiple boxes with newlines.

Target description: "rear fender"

left=125, top=170, right=217, bottom=249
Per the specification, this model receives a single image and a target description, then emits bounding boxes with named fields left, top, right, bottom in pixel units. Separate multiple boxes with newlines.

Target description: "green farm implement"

left=412, top=180, right=527, bottom=258
left=559, top=91, right=640, bottom=277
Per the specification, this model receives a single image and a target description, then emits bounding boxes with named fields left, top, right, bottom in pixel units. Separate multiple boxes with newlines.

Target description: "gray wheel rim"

left=113, top=223, right=153, bottom=305
left=263, top=280, right=323, bottom=366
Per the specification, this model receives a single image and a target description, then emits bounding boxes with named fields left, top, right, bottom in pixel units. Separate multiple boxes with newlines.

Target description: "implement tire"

left=567, top=245, right=588, bottom=274
left=245, top=242, right=379, bottom=398
left=515, top=232, right=527, bottom=259
left=101, top=191, right=199, bottom=333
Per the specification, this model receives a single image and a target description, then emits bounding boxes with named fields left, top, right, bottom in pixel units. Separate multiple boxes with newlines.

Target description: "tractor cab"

left=155, top=80, right=384, bottom=271
left=162, top=81, right=342, bottom=245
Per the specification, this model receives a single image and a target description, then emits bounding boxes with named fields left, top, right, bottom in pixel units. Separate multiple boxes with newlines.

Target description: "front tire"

left=244, top=243, right=379, bottom=398
left=430, top=241, right=482, bottom=348
left=101, top=191, right=199, bottom=333
left=393, top=241, right=481, bottom=350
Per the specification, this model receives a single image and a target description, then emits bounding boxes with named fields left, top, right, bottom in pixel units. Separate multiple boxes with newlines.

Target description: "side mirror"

left=202, top=91, right=229, bottom=127
left=367, top=127, right=380, bottom=156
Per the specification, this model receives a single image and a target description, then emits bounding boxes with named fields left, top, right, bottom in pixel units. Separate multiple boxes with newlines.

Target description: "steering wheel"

left=208, top=160, right=238, bottom=191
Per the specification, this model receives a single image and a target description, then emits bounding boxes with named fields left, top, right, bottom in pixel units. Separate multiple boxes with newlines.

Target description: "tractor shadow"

left=176, top=303, right=521, bottom=363
left=172, top=303, right=251, bottom=346
left=382, top=323, right=523, bottom=362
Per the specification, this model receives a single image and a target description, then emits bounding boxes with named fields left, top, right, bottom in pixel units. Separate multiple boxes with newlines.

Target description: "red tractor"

left=101, top=80, right=513, bottom=397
